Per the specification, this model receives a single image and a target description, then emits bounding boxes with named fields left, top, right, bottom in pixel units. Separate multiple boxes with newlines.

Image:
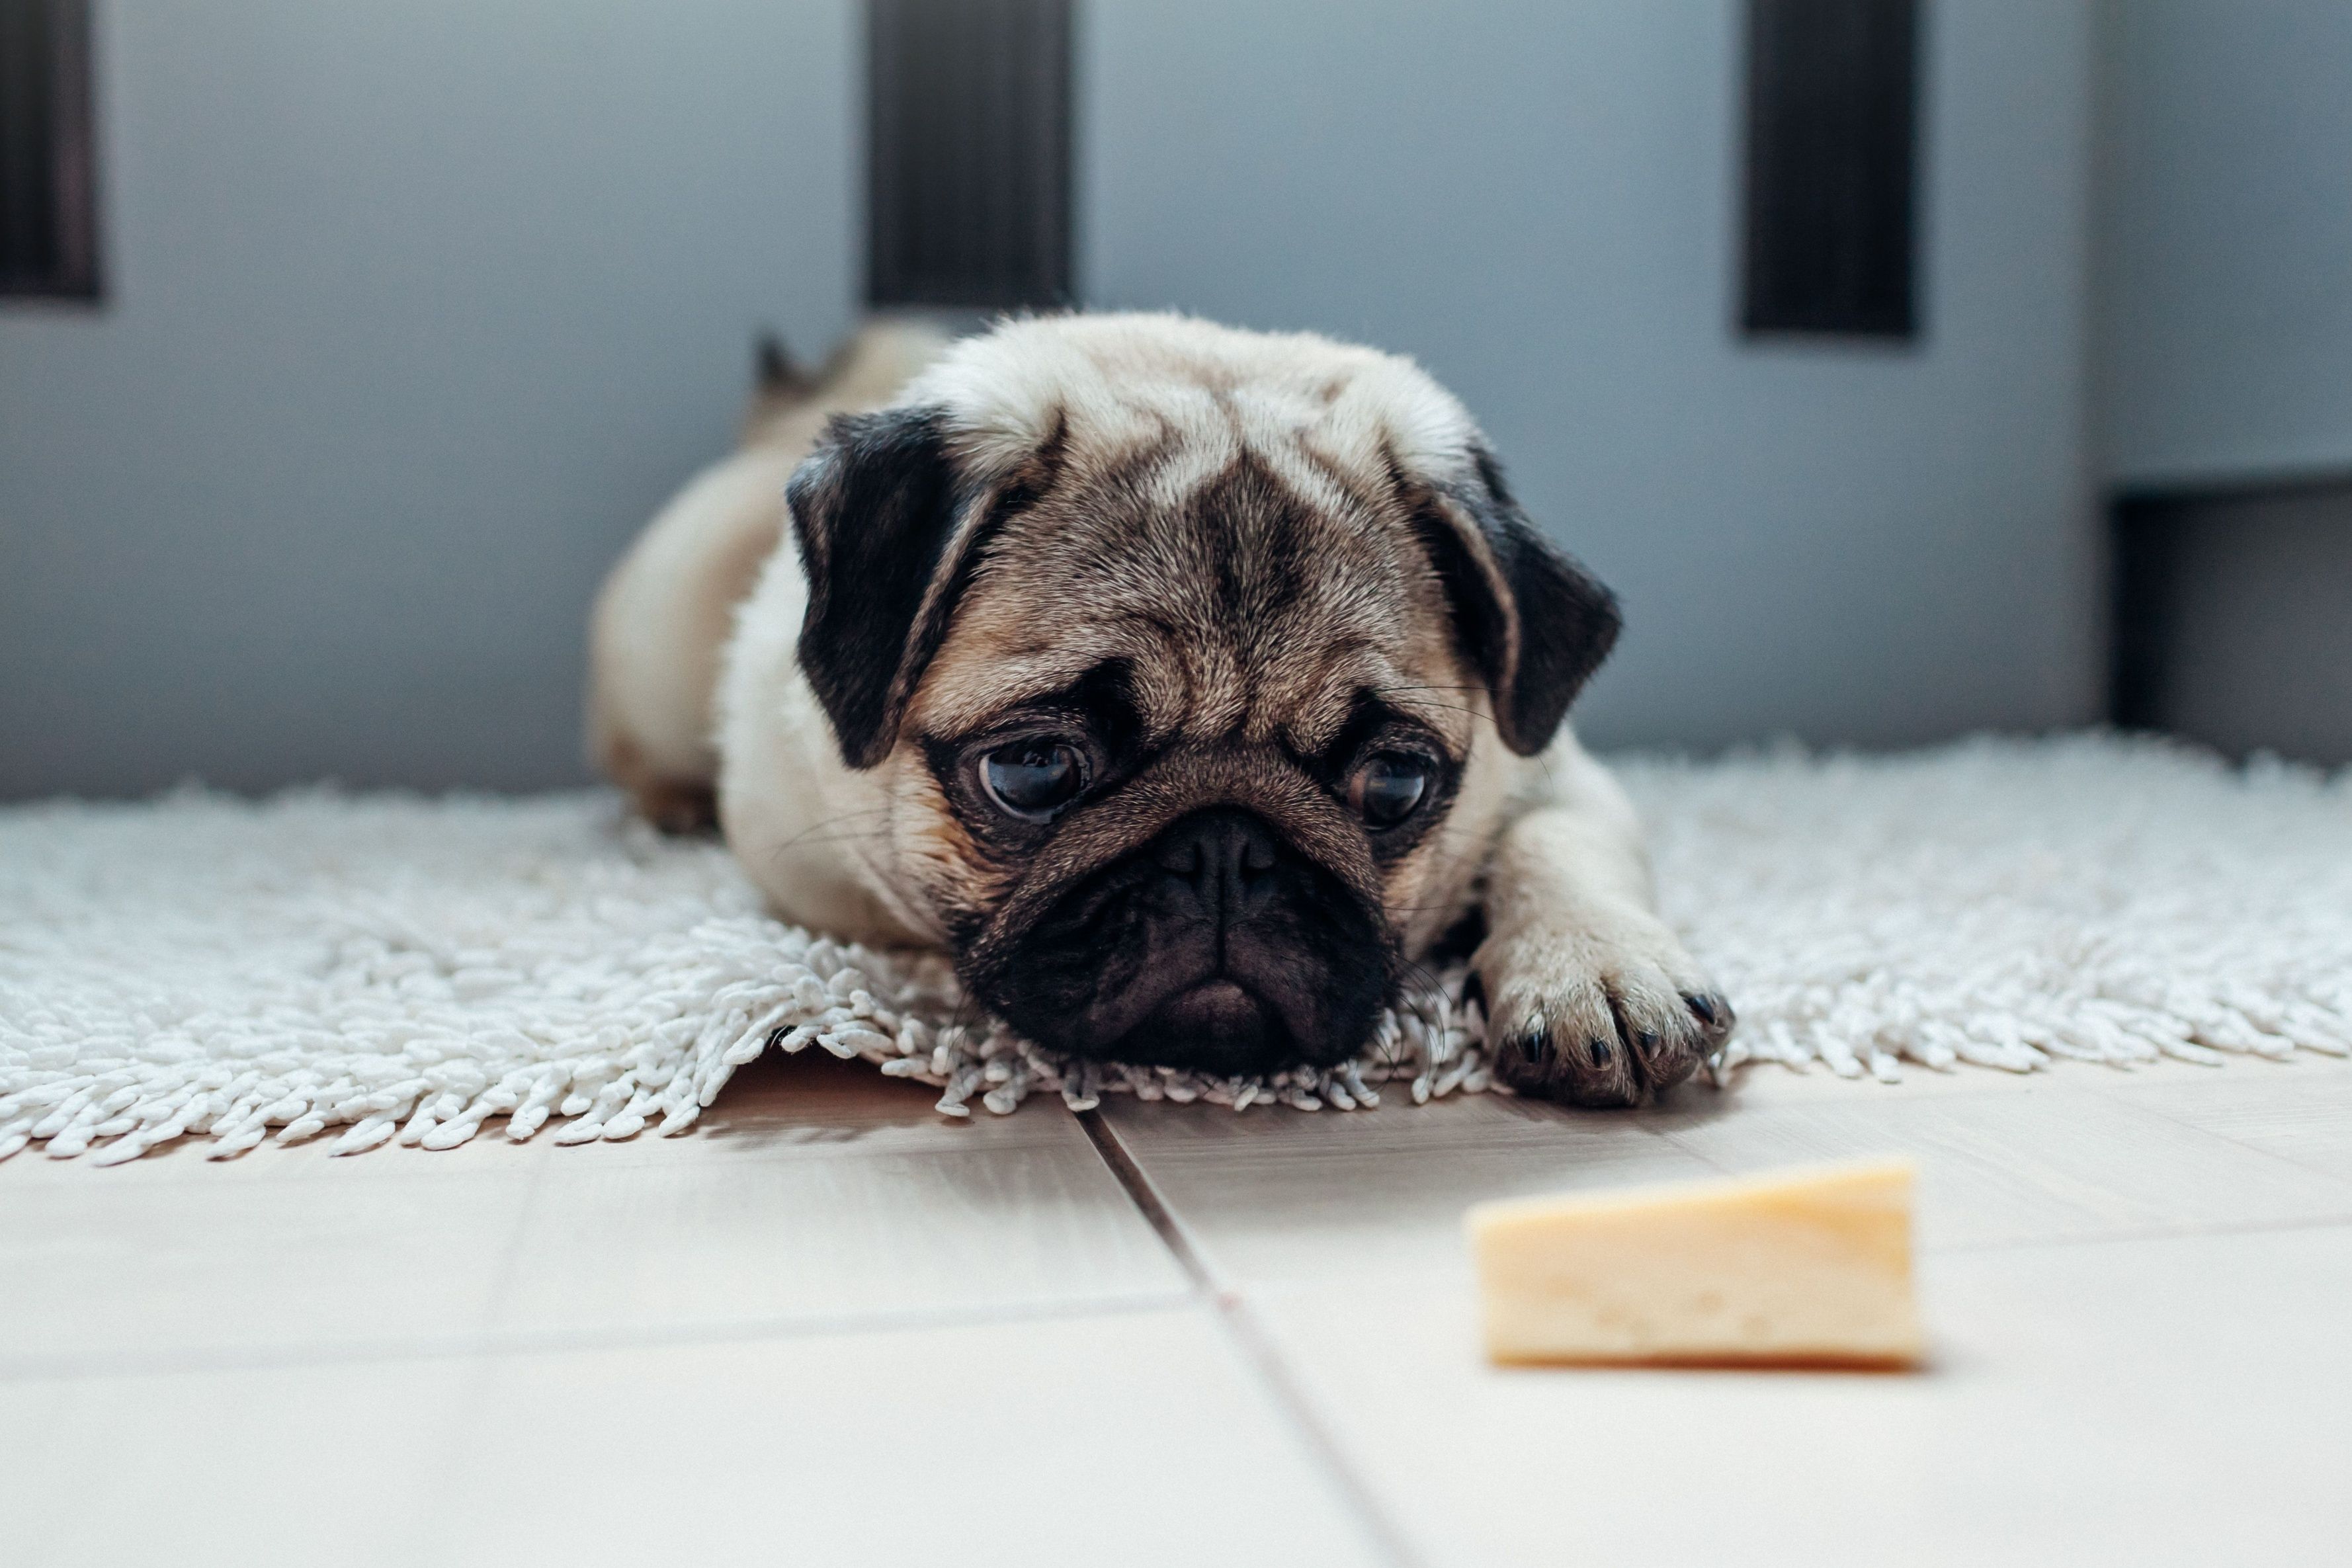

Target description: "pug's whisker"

left=1390, top=955, right=1456, bottom=1038
left=1369, top=693, right=1493, bottom=723
left=769, top=806, right=894, bottom=856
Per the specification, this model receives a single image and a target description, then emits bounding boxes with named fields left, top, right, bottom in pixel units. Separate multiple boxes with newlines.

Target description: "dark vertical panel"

left=2109, top=475, right=2352, bottom=765
left=1742, top=0, right=1918, bottom=337
left=0, top=0, right=62, bottom=286
left=866, top=0, right=1070, bottom=310
left=2107, top=494, right=2179, bottom=733
left=0, top=0, right=99, bottom=299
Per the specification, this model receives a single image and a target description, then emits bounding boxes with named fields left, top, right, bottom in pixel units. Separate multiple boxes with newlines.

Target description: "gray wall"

left=2095, top=0, right=2352, bottom=487
left=0, top=0, right=855, bottom=798
left=5, top=0, right=2109, bottom=797
left=2092, top=0, right=2352, bottom=765
left=1081, top=0, right=2105, bottom=751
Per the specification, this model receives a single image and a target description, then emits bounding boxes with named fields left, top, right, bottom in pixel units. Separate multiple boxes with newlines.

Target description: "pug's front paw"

left=1474, top=916, right=1732, bottom=1108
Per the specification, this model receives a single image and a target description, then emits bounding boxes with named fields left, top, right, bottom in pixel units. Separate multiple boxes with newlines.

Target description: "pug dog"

left=590, top=312, right=1730, bottom=1105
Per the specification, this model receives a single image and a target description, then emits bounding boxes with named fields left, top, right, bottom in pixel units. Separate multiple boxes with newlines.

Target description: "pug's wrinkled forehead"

left=785, top=312, right=1619, bottom=775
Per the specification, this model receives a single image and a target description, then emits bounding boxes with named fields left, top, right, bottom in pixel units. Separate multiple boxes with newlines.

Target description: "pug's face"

left=786, top=317, right=1617, bottom=1075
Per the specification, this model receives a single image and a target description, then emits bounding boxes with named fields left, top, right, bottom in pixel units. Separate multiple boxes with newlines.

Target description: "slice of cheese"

left=1467, top=1157, right=1922, bottom=1368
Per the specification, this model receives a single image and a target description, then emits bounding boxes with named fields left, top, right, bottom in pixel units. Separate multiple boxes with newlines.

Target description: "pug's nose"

left=1154, top=809, right=1283, bottom=926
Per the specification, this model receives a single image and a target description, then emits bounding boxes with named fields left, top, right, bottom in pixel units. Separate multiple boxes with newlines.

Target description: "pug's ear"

left=788, top=406, right=979, bottom=769
left=1415, top=446, right=1622, bottom=757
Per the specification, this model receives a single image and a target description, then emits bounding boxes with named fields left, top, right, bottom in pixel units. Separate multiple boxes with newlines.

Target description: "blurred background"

left=1, top=0, right=2346, bottom=800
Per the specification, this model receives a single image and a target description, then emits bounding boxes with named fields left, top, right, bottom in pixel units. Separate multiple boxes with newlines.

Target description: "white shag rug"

left=3, top=734, right=2349, bottom=1165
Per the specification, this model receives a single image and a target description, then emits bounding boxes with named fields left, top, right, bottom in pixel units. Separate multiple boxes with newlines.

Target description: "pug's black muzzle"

left=984, top=807, right=1390, bottom=1076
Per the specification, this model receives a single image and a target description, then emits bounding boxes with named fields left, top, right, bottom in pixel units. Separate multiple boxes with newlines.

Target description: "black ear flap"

left=1417, top=446, right=1622, bottom=757
left=788, top=406, right=976, bottom=768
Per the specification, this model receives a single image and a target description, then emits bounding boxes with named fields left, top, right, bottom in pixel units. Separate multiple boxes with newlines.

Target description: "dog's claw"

left=1685, top=993, right=1736, bottom=1048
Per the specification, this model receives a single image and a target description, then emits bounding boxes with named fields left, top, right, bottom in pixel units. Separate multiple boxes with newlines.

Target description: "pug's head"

left=786, top=314, right=1618, bottom=1075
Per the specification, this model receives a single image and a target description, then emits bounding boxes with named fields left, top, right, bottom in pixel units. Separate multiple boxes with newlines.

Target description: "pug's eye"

left=1348, top=752, right=1433, bottom=829
left=978, top=740, right=1087, bottom=821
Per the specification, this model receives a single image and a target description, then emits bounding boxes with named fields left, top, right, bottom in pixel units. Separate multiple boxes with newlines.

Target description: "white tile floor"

left=5, top=1049, right=2349, bottom=1567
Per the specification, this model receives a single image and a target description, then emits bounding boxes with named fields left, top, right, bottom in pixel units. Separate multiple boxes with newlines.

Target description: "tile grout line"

left=1923, top=1210, right=2352, bottom=1259
left=1075, top=1109, right=1425, bottom=1568
left=2076, top=1079, right=2352, bottom=1194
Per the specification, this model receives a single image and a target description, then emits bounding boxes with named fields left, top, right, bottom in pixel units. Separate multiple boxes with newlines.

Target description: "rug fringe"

left=7, top=737, right=2352, bottom=1163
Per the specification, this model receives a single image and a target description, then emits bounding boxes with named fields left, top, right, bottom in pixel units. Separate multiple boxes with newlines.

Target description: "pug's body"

left=591, top=313, right=1729, bottom=1106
